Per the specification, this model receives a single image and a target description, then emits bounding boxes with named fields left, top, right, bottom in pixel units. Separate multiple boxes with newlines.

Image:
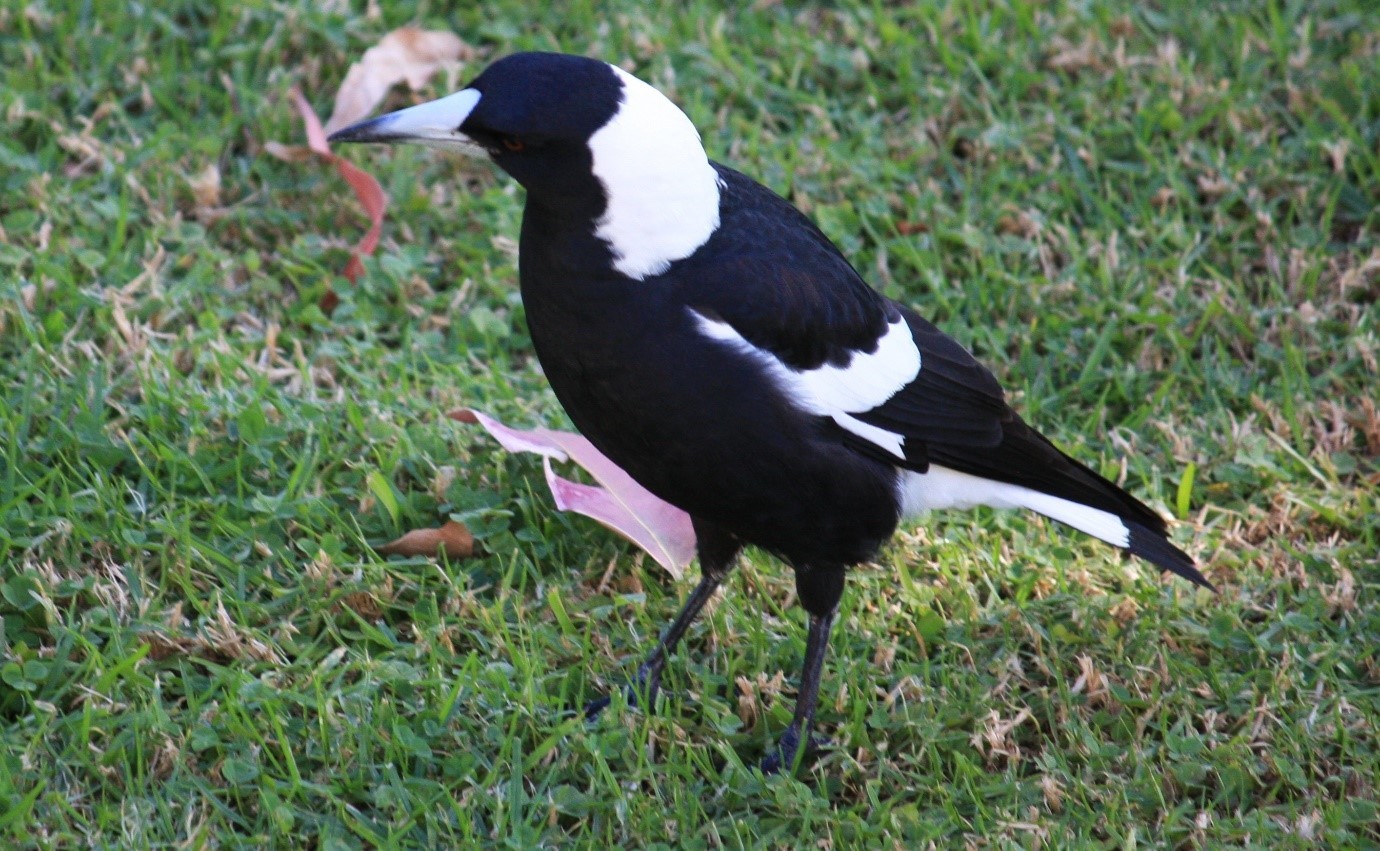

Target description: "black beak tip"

left=326, top=116, right=390, bottom=145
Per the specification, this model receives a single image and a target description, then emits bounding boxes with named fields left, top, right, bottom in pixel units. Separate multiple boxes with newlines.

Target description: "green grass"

left=3, top=0, right=1378, bottom=846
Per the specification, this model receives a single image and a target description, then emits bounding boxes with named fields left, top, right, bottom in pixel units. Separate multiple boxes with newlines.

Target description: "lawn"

left=2, top=0, right=1378, bottom=846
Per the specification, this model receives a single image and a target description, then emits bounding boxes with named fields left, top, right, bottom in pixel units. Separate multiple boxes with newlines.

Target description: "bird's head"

left=329, top=51, right=723, bottom=279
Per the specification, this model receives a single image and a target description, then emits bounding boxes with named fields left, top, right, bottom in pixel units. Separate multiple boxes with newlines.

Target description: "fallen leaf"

left=1043, top=35, right=1103, bottom=73
left=286, top=87, right=388, bottom=290
left=188, top=163, right=221, bottom=209
left=1196, top=171, right=1232, bottom=201
left=376, top=519, right=474, bottom=559
left=317, top=287, right=341, bottom=317
left=1322, top=138, right=1350, bottom=174
left=263, top=140, right=315, bottom=163
left=282, top=27, right=472, bottom=293
left=996, top=209, right=1040, bottom=239
left=325, top=27, right=471, bottom=135
left=450, top=409, right=697, bottom=578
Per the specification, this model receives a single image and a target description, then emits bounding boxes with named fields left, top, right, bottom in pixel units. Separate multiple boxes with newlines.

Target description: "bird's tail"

left=998, top=485, right=1212, bottom=590
left=1124, top=520, right=1210, bottom=589
left=925, top=419, right=1213, bottom=590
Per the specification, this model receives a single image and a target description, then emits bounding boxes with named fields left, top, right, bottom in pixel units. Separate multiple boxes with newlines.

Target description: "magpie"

left=330, top=51, right=1211, bottom=772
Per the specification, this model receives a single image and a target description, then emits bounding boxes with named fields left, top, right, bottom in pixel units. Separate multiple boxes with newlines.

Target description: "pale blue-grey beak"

left=327, top=88, right=485, bottom=155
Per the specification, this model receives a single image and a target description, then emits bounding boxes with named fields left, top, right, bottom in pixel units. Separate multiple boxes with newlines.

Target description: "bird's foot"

left=758, top=727, right=831, bottom=775
left=583, top=670, right=663, bottom=720
left=582, top=693, right=613, bottom=720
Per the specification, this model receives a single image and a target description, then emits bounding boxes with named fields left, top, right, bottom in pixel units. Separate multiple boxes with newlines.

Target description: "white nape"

left=899, top=465, right=1131, bottom=548
left=693, top=311, right=920, bottom=460
left=588, top=66, right=723, bottom=280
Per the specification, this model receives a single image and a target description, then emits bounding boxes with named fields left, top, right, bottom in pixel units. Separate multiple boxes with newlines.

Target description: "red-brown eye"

left=501, top=136, right=525, bottom=152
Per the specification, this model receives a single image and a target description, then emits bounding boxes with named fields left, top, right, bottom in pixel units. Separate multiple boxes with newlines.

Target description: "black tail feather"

left=925, top=411, right=1211, bottom=590
left=1126, top=522, right=1214, bottom=591
left=930, top=417, right=1171, bottom=536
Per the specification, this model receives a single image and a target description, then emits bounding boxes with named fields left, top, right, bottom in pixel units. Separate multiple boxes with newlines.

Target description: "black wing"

left=684, top=165, right=1011, bottom=467
left=678, top=165, right=1210, bottom=588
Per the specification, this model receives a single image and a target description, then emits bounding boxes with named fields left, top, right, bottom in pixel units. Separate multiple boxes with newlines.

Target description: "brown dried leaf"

left=263, top=140, right=315, bottom=163
left=1044, top=35, right=1103, bottom=73
left=971, top=707, right=1033, bottom=765
left=1041, top=775, right=1066, bottom=812
left=325, top=27, right=471, bottom=135
left=376, top=519, right=474, bottom=559
left=188, top=163, right=221, bottom=208
left=996, top=209, right=1040, bottom=239
left=1322, top=568, right=1357, bottom=615
left=1197, top=172, right=1232, bottom=201
left=1323, top=139, right=1350, bottom=174
left=1071, top=654, right=1115, bottom=709
left=340, top=591, right=383, bottom=619
left=1349, top=397, right=1380, bottom=456
left=144, top=599, right=285, bottom=664
left=735, top=671, right=786, bottom=727
left=1109, top=597, right=1141, bottom=626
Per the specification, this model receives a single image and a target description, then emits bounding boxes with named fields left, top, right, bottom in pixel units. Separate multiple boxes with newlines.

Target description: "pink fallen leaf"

left=263, top=140, right=316, bottom=163
left=448, top=408, right=697, bottom=578
left=277, top=30, right=467, bottom=296
left=288, top=88, right=388, bottom=286
left=325, top=28, right=472, bottom=135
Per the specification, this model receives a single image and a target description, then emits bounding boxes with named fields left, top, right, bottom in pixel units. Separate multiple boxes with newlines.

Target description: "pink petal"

left=458, top=409, right=697, bottom=577
left=464, top=409, right=570, bottom=460
left=543, top=459, right=695, bottom=579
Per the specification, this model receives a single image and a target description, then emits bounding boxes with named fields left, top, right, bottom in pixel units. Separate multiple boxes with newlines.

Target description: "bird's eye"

left=501, top=136, right=525, bottom=152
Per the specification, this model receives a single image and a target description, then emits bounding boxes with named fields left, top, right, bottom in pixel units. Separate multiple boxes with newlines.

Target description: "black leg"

left=760, top=562, right=845, bottom=774
left=760, top=607, right=837, bottom=774
left=586, top=519, right=741, bottom=718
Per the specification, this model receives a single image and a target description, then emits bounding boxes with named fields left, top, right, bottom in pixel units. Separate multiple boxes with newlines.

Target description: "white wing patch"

left=692, top=310, right=920, bottom=459
left=899, top=465, right=1131, bottom=547
left=694, top=310, right=1133, bottom=548
left=588, top=66, right=723, bottom=280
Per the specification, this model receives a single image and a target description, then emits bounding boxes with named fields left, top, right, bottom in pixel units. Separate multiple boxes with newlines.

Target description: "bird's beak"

left=327, top=88, right=485, bottom=155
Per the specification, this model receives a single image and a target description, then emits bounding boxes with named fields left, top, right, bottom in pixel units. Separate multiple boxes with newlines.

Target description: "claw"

left=583, top=670, right=663, bottom=721
left=583, top=694, right=613, bottom=720
left=759, top=730, right=831, bottom=774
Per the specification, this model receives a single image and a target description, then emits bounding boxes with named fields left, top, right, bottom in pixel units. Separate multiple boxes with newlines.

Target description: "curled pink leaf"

left=455, top=409, right=697, bottom=577
left=285, top=88, right=388, bottom=286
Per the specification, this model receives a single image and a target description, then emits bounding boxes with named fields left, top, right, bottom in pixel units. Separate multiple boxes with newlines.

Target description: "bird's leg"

left=759, top=608, right=836, bottom=773
left=584, top=542, right=737, bottom=717
left=760, top=564, right=844, bottom=774
left=622, top=567, right=725, bottom=709
left=585, top=519, right=741, bottom=719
